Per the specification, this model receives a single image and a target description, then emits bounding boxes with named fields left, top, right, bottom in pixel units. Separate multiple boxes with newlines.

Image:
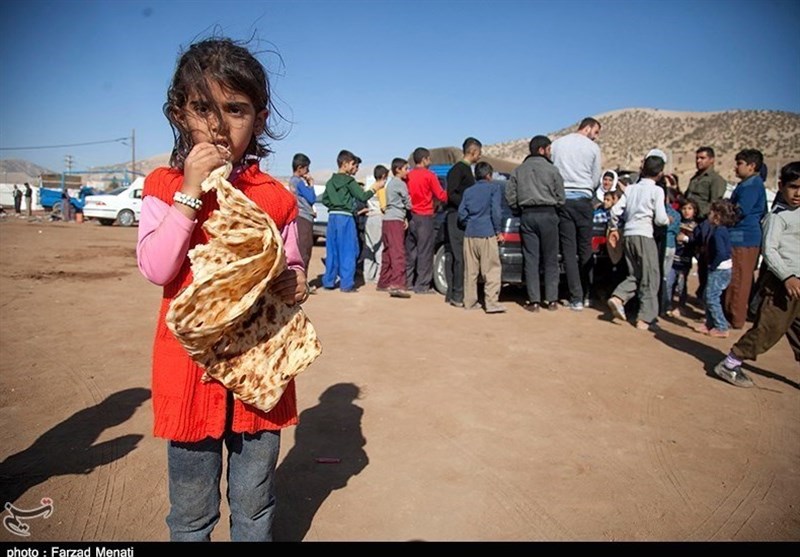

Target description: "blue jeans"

left=167, top=430, right=281, bottom=542
left=666, top=265, right=690, bottom=309
left=323, top=213, right=359, bottom=291
left=705, top=268, right=731, bottom=331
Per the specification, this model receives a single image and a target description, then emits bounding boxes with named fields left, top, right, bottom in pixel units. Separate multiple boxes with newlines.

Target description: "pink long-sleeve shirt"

left=137, top=196, right=303, bottom=286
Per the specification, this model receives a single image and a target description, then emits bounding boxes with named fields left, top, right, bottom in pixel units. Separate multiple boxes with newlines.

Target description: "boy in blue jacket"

left=725, top=149, right=767, bottom=328
left=458, top=162, right=505, bottom=313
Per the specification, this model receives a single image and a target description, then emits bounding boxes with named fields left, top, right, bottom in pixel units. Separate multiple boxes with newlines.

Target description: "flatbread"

left=166, top=164, right=322, bottom=414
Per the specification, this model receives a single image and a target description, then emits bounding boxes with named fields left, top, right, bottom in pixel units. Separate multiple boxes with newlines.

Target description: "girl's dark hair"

left=709, top=199, right=737, bottom=227
left=164, top=37, right=280, bottom=169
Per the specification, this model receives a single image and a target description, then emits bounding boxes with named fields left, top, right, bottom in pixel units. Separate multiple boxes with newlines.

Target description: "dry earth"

left=0, top=216, right=798, bottom=542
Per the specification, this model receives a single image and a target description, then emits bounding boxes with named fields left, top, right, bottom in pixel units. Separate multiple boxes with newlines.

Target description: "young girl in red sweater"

left=136, top=37, right=308, bottom=541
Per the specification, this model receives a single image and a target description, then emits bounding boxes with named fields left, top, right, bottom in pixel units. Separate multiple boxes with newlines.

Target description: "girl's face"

left=602, top=176, right=613, bottom=191
left=681, top=204, right=696, bottom=220
left=182, top=80, right=266, bottom=164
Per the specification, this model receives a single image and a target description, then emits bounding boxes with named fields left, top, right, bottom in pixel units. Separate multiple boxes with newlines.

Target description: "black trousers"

left=558, top=198, right=594, bottom=302
left=405, top=214, right=435, bottom=292
left=520, top=207, right=560, bottom=304
left=444, top=210, right=466, bottom=303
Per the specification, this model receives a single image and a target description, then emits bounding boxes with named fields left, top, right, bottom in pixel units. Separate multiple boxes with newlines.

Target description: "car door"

left=130, top=187, right=143, bottom=220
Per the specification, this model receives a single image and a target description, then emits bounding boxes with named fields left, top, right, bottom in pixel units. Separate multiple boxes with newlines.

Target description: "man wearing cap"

left=551, top=117, right=602, bottom=310
left=685, top=147, right=727, bottom=220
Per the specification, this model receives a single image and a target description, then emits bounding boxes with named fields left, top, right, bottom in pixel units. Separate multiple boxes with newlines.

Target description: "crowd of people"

left=289, top=117, right=799, bottom=390
left=132, top=36, right=797, bottom=542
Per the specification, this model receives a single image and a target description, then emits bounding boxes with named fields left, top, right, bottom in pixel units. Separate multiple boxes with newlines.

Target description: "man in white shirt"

left=551, top=117, right=602, bottom=310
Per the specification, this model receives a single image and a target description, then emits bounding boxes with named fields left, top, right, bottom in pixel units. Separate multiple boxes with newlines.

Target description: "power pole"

left=131, top=128, right=136, bottom=179
left=65, top=154, right=73, bottom=173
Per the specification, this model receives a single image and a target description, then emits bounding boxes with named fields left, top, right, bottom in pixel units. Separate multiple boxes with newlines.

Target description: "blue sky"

left=1, top=0, right=798, bottom=177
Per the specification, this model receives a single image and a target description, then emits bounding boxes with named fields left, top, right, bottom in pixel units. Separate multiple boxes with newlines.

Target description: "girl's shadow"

left=0, top=388, right=149, bottom=506
left=273, top=383, right=368, bottom=541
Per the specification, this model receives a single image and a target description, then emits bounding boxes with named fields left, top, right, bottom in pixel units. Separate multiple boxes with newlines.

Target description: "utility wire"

left=0, top=137, right=129, bottom=150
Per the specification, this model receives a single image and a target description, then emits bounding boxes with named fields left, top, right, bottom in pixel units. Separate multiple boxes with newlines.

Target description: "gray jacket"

left=383, top=177, right=411, bottom=221
left=505, top=155, right=565, bottom=209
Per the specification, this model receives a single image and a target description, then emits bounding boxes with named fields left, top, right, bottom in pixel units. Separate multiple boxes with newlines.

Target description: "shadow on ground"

left=274, top=383, right=368, bottom=541
left=0, top=387, right=150, bottom=506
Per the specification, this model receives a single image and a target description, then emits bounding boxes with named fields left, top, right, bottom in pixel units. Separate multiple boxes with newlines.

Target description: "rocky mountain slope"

left=483, top=108, right=800, bottom=187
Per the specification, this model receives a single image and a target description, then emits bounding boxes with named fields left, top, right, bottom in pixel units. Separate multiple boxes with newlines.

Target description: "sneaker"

left=414, top=288, right=436, bottom=295
left=546, top=301, right=559, bottom=311
left=607, top=297, right=626, bottom=320
left=524, top=302, right=541, bottom=313
left=485, top=304, right=507, bottom=314
left=389, top=289, right=411, bottom=299
left=448, top=300, right=465, bottom=308
left=665, top=308, right=680, bottom=318
left=569, top=300, right=584, bottom=312
left=708, top=328, right=729, bottom=338
left=635, top=320, right=651, bottom=331
left=583, top=297, right=591, bottom=308
left=713, top=360, right=755, bottom=388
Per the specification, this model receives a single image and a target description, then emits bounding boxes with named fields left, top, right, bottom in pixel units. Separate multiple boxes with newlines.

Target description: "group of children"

left=308, top=146, right=507, bottom=313
left=598, top=149, right=799, bottom=387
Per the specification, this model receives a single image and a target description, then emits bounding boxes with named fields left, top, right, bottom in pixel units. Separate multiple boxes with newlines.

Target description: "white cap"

left=646, top=148, right=668, bottom=164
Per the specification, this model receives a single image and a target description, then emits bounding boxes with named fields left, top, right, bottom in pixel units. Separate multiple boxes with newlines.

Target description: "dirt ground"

left=0, top=216, right=798, bottom=542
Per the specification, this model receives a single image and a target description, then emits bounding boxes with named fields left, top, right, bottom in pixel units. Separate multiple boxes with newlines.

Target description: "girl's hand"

left=182, top=142, right=230, bottom=197
left=270, top=268, right=308, bottom=305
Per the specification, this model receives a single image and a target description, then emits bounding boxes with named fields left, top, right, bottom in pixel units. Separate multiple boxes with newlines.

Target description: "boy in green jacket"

left=321, top=150, right=384, bottom=292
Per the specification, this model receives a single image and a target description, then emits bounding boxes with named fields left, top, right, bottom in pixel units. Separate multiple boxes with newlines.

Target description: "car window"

left=106, top=186, right=127, bottom=195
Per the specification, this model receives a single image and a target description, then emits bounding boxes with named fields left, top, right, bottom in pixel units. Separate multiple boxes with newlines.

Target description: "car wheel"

left=117, top=209, right=135, bottom=227
left=98, top=218, right=115, bottom=226
left=51, top=201, right=62, bottom=218
left=433, top=245, right=449, bottom=295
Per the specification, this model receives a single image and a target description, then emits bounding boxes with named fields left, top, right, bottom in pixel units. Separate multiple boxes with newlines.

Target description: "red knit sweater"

left=143, top=164, right=300, bottom=442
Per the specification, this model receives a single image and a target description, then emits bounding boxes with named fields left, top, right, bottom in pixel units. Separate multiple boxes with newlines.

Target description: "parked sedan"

left=82, top=178, right=144, bottom=227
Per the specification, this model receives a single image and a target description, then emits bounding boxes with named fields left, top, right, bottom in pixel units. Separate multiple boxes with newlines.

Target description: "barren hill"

left=482, top=108, right=800, bottom=188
